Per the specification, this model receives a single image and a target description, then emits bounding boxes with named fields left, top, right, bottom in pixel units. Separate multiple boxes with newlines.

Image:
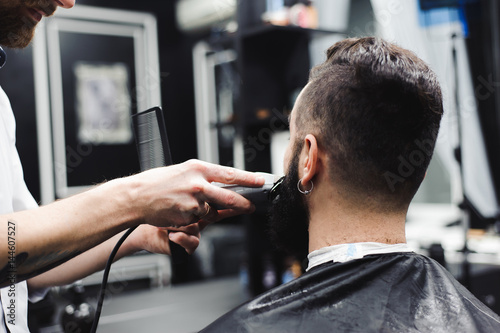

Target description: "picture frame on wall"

left=33, top=5, right=161, bottom=202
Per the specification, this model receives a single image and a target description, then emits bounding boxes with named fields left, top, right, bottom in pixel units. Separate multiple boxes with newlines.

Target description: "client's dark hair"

left=296, top=37, right=443, bottom=211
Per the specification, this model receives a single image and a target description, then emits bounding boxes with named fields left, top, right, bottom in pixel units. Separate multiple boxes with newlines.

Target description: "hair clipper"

left=212, top=172, right=279, bottom=207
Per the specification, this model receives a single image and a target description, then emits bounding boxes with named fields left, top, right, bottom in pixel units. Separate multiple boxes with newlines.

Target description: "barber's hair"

left=296, top=37, right=443, bottom=211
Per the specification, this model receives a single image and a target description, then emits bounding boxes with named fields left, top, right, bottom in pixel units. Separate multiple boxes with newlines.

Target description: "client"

left=200, top=37, right=500, bottom=332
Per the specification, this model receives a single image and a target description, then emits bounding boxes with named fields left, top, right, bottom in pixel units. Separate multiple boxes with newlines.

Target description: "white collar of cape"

left=306, top=242, right=413, bottom=272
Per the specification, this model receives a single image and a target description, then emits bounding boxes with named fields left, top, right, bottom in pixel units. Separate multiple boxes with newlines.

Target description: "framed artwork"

left=74, top=62, right=132, bottom=145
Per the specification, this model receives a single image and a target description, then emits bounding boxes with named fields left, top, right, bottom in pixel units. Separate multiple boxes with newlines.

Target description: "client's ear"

left=300, top=134, right=318, bottom=184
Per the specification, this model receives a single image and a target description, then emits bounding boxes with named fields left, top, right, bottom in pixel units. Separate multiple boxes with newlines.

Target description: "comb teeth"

left=137, top=111, right=165, bottom=171
left=132, top=107, right=172, bottom=171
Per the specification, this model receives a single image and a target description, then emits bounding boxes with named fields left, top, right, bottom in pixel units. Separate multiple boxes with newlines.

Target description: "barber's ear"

left=301, top=134, right=318, bottom=184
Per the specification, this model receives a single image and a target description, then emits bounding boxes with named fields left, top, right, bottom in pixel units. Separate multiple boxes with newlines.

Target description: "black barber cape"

left=200, top=253, right=500, bottom=332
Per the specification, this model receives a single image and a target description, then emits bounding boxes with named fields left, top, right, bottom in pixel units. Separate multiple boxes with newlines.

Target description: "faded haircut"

left=294, top=37, right=443, bottom=211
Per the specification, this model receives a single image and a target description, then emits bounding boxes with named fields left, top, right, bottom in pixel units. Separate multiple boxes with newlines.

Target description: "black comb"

left=131, top=106, right=189, bottom=282
left=132, top=107, right=172, bottom=170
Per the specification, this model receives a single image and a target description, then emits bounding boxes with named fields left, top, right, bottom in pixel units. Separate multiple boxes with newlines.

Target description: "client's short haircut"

left=295, top=37, right=443, bottom=211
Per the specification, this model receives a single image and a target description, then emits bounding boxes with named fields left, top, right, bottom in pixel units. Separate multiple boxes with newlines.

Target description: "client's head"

left=269, top=37, right=443, bottom=255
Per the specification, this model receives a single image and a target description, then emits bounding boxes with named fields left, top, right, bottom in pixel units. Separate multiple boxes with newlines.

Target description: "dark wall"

left=0, top=0, right=201, bottom=203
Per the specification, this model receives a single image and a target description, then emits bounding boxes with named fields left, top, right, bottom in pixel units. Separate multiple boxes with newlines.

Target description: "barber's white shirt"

left=0, top=86, right=45, bottom=332
left=307, top=242, right=413, bottom=271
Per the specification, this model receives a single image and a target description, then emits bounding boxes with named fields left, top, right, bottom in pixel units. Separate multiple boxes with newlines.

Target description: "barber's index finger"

left=205, top=164, right=265, bottom=187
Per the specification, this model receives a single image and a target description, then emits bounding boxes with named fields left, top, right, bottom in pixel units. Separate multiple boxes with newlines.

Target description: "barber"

left=0, top=1, right=264, bottom=332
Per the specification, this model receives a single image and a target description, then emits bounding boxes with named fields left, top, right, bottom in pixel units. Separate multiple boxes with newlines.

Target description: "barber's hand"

left=129, top=159, right=265, bottom=228
left=123, top=223, right=206, bottom=256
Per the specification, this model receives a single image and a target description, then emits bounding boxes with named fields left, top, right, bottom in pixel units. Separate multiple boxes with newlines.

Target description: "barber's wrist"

left=98, top=176, right=143, bottom=229
left=115, top=229, right=141, bottom=258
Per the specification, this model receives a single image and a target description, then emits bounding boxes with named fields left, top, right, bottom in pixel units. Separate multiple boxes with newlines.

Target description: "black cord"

left=90, top=226, right=138, bottom=333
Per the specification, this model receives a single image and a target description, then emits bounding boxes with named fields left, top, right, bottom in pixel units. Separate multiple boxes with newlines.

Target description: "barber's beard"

left=268, top=144, right=310, bottom=258
left=0, top=0, right=57, bottom=49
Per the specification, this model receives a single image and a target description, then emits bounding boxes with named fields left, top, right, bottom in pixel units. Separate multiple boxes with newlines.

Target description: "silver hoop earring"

left=297, top=178, right=314, bottom=195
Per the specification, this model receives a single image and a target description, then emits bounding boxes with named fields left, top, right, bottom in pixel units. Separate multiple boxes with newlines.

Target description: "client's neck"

left=306, top=185, right=407, bottom=253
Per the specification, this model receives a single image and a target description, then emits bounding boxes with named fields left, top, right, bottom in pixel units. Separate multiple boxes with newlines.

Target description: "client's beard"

left=268, top=144, right=310, bottom=258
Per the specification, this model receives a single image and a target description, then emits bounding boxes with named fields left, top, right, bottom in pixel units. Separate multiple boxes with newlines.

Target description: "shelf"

left=240, top=24, right=346, bottom=39
left=208, top=25, right=345, bottom=46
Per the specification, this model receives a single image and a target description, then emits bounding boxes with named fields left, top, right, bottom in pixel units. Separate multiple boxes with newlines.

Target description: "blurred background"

left=1, top=0, right=500, bottom=332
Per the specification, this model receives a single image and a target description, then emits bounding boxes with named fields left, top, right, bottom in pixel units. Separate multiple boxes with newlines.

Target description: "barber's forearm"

left=0, top=178, right=139, bottom=288
left=27, top=231, right=134, bottom=291
left=28, top=222, right=201, bottom=291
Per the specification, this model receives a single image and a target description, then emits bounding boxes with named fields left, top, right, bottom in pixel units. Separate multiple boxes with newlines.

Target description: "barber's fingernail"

left=256, top=176, right=265, bottom=184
